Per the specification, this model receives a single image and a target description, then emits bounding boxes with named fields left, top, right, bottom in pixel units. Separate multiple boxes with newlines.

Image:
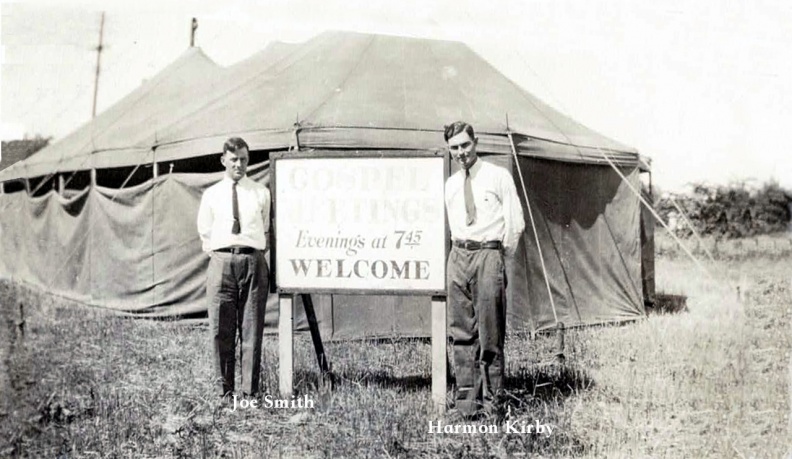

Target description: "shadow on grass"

left=648, top=293, right=689, bottom=315
left=293, top=368, right=431, bottom=393
left=505, top=364, right=595, bottom=404
left=292, top=361, right=597, bottom=401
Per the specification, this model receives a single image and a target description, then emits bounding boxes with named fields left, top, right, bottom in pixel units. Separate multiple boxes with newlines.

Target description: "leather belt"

left=453, top=240, right=502, bottom=250
left=215, top=246, right=257, bottom=255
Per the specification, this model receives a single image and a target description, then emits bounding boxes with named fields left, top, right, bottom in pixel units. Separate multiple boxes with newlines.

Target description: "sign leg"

left=300, top=294, right=330, bottom=377
left=431, top=296, right=447, bottom=414
left=279, top=294, right=293, bottom=397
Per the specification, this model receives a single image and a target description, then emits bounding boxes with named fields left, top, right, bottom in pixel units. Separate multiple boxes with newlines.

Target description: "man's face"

left=447, top=130, right=478, bottom=170
left=221, top=148, right=249, bottom=181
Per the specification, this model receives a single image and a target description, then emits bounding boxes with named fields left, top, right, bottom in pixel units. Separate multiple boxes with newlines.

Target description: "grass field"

left=1, top=232, right=790, bottom=458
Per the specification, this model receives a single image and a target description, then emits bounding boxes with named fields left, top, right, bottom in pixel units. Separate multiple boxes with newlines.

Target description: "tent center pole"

left=290, top=122, right=302, bottom=151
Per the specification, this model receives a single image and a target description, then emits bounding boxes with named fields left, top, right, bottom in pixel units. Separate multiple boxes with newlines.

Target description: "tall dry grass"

left=1, top=234, right=790, bottom=457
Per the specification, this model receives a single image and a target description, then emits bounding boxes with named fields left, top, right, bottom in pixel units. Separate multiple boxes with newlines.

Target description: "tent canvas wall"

left=0, top=31, right=652, bottom=336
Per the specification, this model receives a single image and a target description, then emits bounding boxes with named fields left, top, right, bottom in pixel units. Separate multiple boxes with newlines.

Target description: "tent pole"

left=153, top=161, right=158, bottom=179
left=0, top=182, right=4, bottom=194
left=595, top=149, right=714, bottom=281
left=669, top=196, right=716, bottom=264
left=90, top=169, right=97, bottom=187
left=290, top=122, right=302, bottom=151
left=501, top=80, right=717, bottom=288
left=58, top=174, right=65, bottom=194
left=506, top=132, right=559, bottom=326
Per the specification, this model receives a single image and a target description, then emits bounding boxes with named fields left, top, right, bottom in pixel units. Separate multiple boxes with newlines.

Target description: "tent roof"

left=1, top=31, right=640, bottom=182
left=156, top=31, right=638, bottom=164
left=1, top=47, right=223, bottom=181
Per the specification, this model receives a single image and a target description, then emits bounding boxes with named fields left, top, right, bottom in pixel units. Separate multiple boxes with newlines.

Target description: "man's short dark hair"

left=223, top=137, right=249, bottom=155
left=444, top=121, right=475, bottom=142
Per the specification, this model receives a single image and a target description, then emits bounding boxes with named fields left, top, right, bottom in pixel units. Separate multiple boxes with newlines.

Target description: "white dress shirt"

left=445, top=159, right=525, bottom=257
left=197, top=176, right=271, bottom=252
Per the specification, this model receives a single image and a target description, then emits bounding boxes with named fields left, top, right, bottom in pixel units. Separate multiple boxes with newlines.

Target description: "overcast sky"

left=2, top=0, right=791, bottom=191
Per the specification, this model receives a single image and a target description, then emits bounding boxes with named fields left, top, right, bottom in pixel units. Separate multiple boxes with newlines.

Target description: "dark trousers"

left=207, top=250, right=269, bottom=396
left=447, top=246, right=506, bottom=415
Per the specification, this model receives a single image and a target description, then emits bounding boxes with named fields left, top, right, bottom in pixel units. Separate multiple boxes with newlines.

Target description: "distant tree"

left=1, top=135, right=51, bottom=171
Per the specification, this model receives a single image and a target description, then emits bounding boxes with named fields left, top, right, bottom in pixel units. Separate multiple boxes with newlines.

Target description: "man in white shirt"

left=444, top=121, right=525, bottom=418
left=197, top=137, right=271, bottom=398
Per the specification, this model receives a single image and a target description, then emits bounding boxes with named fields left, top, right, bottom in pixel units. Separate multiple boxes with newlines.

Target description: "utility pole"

left=91, top=12, right=105, bottom=119
left=190, top=18, right=198, bottom=47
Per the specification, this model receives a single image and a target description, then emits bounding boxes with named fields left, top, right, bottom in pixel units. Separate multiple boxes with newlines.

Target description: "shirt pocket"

left=478, top=190, right=501, bottom=219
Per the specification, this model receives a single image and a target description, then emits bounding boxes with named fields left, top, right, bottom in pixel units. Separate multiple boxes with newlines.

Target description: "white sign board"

left=273, top=152, right=447, bottom=294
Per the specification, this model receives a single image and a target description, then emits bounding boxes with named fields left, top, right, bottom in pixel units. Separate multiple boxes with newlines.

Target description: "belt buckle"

left=461, top=240, right=478, bottom=250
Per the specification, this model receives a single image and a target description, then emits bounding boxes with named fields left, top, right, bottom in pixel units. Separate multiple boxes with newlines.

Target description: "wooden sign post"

left=278, top=294, right=294, bottom=397
left=431, top=296, right=447, bottom=413
left=272, top=151, right=449, bottom=413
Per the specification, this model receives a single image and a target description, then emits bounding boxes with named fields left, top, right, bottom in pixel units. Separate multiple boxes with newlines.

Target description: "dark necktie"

left=232, top=182, right=241, bottom=234
left=464, top=168, right=476, bottom=226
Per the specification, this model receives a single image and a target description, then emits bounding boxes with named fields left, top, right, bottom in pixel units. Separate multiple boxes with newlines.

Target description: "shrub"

left=655, top=181, right=791, bottom=238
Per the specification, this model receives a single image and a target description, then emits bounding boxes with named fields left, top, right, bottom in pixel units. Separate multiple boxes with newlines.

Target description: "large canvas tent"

left=0, top=31, right=654, bottom=336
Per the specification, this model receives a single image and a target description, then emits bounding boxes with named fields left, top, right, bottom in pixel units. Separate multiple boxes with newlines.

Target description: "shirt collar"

left=465, top=158, right=482, bottom=176
left=222, top=175, right=248, bottom=186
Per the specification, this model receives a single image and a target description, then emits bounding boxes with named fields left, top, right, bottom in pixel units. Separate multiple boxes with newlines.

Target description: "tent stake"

left=555, top=322, right=565, bottom=364
left=17, top=302, right=25, bottom=345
